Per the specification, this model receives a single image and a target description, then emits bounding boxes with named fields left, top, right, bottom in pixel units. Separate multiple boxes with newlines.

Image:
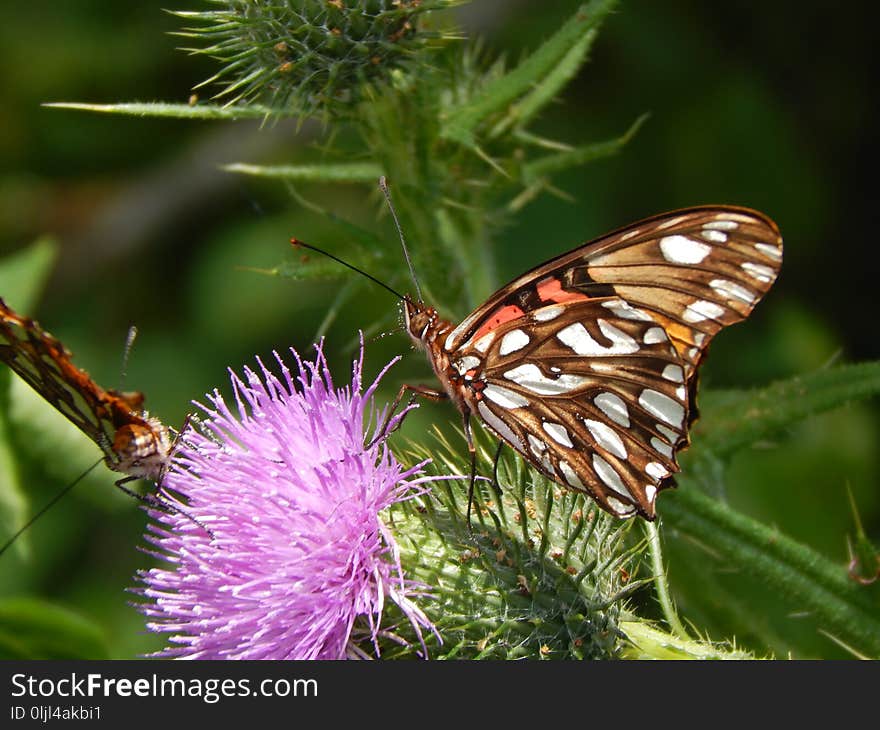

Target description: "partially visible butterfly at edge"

left=388, top=206, right=782, bottom=520
left=0, top=298, right=171, bottom=486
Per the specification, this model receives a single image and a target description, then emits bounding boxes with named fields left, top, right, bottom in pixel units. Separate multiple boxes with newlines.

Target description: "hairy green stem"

left=642, top=521, right=689, bottom=639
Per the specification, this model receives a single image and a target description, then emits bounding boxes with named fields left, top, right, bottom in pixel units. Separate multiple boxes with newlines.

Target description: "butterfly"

left=0, top=298, right=171, bottom=486
left=394, top=206, right=782, bottom=520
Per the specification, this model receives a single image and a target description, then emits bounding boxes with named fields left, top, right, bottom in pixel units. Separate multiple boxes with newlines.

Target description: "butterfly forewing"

left=410, top=206, right=782, bottom=520
left=444, top=207, right=782, bottom=382
left=0, top=298, right=170, bottom=480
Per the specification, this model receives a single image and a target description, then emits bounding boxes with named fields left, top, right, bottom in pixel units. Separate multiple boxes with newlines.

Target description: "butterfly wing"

left=439, top=207, right=782, bottom=518
left=459, top=298, right=686, bottom=518
left=0, top=298, right=167, bottom=478
left=444, top=207, right=782, bottom=383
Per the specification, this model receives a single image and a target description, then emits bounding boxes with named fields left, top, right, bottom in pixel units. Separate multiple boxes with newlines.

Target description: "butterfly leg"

left=490, top=440, right=505, bottom=500
left=463, top=412, right=479, bottom=530
left=113, top=476, right=214, bottom=539
left=366, top=383, right=449, bottom=448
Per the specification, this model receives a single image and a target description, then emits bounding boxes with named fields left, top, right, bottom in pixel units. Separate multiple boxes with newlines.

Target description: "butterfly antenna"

left=379, top=176, right=422, bottom=302
left=290, top=239, right=408, bottom=303
left=120, top=325, right=138, bottom=390
left=0, top=459, right=103, bottom=558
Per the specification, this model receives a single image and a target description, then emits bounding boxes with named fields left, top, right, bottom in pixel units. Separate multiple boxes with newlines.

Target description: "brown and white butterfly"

left=395, top=206, right=782, bottom=520
left=0, top=297, right=171, bottom=486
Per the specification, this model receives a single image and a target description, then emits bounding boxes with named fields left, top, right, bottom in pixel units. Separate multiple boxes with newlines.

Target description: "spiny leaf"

left=441, top=0, right=620, bottom=147
left=522, top=113, right=648, bottom=183
left=223, top=161, right=383, bottom=183
left=489, top=28, right=598, bottom=139
left=44, top=102, right=278, bottom=120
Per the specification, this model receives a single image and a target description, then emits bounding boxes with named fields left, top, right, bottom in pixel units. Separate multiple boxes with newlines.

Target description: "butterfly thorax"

left=404, top=299, right=485, bottom=410
left=110, top=416, right=171, bottom=479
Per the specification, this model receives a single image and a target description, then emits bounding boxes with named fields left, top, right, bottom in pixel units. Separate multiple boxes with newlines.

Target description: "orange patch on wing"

left=472, top=304, right=525, bottom=342
left=537, top=277, right=589, bottom=304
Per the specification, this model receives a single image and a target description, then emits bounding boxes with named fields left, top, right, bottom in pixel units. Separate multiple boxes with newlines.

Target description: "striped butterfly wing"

left=440, top=207, right=782, bottom=519
left=0, top=298, right=169, bottom=479
left=444, top=207, right=783, bottom=384
left=461, top=298, right=687, bottom=518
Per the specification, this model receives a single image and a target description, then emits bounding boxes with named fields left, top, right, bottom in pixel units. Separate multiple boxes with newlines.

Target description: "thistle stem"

left=643, top=520, right=689, bottom=639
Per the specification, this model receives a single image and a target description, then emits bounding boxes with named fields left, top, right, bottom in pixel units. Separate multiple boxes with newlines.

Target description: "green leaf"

left=489, top=27, right=597, bottom=139
left=44, top=101, right=278, bottom=120
left=441, top=0, right=620, bottom=147
left=696, top=362, right=880, bottom=459
left=660, top=487, right=880, bottom=658
left=0, top=597, right=110, bottom=659
left=522, top=113, right=649, bottom=184
left=0, top=236, right=58, bottom=313
left=223, top=161, right=383, bottom=183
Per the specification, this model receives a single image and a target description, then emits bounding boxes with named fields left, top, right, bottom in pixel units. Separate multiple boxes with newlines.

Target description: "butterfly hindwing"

left=455, top=298, right=686, bottom=518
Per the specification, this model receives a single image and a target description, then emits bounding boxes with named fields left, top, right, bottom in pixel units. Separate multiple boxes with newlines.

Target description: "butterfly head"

left=402, top=297, right=440, bottom=349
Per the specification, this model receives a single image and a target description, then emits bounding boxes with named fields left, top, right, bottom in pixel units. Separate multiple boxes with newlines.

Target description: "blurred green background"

left=0, top=1, right=876, bottom=658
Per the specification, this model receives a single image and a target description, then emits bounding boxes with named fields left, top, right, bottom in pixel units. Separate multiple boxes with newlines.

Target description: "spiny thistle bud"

left=174, top=0, right=466, bottom=116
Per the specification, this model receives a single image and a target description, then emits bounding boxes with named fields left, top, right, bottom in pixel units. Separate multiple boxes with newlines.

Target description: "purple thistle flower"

left=136, top=341, right=438, bottom=659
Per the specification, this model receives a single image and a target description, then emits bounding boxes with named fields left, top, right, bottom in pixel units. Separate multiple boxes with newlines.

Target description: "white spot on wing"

left=454, top=356, right=481, bottom=375
left=533, top=304, right=564, bottom=322
left=701, top=229, right=728, bottom=243
left=444, top=320, right=470, bottom=352
left=741, top=262, right=775, bottom=283
left=639, top=389, right=684, bottom=427
left=498, top=329, right=530, bottom=356
left=645, top=462, right=669, bottom=480
left=645, top=484, right=657, bottom=504
left=528, top=434, right=547, bottom=458
left=683, top=299, right=725, bottom=323
left=606, top=497, right=636, bottom=517
left=601, top=300, right=653, bottom=321
left=755, top=243, right=782, bottom=260
left=710, top=279, right=756, bottom=304
left=644, top=327, right=668, bottom=345
left=705, top=219, right=739, bottom=231
left=472, top=332, right=495, bottom=353
left=656, top=424, right=679, bottom=443
left=558, top=460, right=585, bottom=489
left=557, top=320, right=639, bottom=356
left=477, top=402, right=523, bottom=450
left=661, top=364, right=684, bottom=382
left=659, top=235, right=711, bottom=264
left=584, top=418, right=627, bottom=459
left=543, top=421, right=574, bottom=448
left=592, top=453, right=632, bottom=499
left=503, top=364, right=590, bottom=395
left=483, top=384, right=530, bottom=409
left=656, top=215, right=689, bottom=230
left=594, top=392, right=630, bottom=427
left=651, top=436, right=673, bottom=457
